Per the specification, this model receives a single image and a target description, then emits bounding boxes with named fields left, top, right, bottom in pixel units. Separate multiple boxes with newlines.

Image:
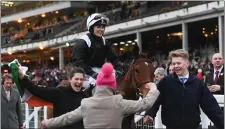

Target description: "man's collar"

left=214, top=65, right=223, bottom=73
left=178, top=72, right=189, bottom=79
left=2, top=86, right=11, bottom=91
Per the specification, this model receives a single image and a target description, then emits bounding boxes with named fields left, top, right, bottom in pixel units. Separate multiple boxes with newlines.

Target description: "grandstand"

left=1, top=1, right=224, bottom=129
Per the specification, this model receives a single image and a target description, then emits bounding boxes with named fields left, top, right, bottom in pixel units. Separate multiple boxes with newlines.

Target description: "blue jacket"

left=146, top=73, right=224, bottom=129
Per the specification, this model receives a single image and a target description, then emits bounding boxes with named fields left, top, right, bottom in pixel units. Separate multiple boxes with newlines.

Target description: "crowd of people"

left=1, top=11, right=224, bottom=129
left=2, top=1, right=196, bottom=48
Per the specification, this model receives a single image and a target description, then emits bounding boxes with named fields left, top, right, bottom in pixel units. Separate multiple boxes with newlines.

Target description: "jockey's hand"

left=144, top=116, right=153, bottom=124
left=91, top=72, right=98, bottom=80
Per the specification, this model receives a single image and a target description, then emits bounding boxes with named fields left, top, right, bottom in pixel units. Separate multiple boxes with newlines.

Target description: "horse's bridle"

left=123, top=59, right=153, bottom=118
left=131, top=59, right=152, bottom=89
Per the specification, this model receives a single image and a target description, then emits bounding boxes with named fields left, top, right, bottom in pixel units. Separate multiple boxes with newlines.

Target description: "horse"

left=116, top=52, right=155, bottom=129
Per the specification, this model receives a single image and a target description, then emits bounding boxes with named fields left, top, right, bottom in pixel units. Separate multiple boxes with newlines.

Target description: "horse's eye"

left=135, top=69, right=140, bottom=73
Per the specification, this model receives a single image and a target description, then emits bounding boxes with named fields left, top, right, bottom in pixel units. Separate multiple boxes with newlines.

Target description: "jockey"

left=72, top=13, right=124, bottom=89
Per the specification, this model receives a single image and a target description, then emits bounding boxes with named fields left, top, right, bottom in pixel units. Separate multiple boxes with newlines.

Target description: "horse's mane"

left=117, top=66, right=137, bottom=99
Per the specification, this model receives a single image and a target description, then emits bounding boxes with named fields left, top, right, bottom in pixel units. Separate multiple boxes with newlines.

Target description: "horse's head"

left=118, top=53, right=155, bottom=99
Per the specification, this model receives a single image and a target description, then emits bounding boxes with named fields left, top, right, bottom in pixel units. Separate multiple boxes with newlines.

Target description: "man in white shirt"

left=1, top=73, right=23, bottom=129
left=144, top=49, right=223, bottom=129
left=205, top=53, right=224, bottom=94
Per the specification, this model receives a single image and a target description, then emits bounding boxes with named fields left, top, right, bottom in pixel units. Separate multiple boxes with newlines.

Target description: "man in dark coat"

left=1, top=73, right=23, bottom=129
left=205, top=53, right=224, bottom=95
left=18, top=67, right=88, bottom=129
left=144, top=49, right=224, bottom=129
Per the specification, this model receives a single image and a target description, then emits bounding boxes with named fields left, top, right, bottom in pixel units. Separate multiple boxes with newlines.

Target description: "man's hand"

left=209, top=85, right=221, bottom=92
left=41, top=119, right=48, bottom=129
left=145, top=82, right=157, bottom=90
left=18, top=66, right=25, bottom=79
left=18, top=66, right=28, bottom=80
left=144, top=116, right=153, bottom=124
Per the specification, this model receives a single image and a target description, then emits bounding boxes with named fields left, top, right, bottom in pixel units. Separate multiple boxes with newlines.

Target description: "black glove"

left=91, top=72, right=98, bottom=79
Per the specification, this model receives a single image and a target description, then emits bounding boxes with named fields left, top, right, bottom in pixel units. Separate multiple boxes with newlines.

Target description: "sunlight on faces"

left=172, top=57, right=189, bottom=76
left=93, top=25, right=105, bottom=37
left=212, top=53, right=223, bottom=69
left=69, top=73, right=84, bottom=92
left=3, top=77, right=13, bottom=91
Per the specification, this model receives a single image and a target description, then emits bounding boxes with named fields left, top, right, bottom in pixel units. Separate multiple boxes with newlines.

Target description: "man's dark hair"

left=68, top=67, right=85, bottom=79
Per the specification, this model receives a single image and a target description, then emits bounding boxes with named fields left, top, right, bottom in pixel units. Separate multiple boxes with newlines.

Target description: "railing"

left=22, top=104, right=47, bottom=128
left=22, top=95, right=223, bottom=128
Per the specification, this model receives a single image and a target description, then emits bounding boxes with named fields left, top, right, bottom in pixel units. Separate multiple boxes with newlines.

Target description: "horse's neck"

left=117, top=79, right=137, bottom=100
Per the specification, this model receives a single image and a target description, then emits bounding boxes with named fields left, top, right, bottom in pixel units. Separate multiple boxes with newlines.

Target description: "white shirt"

left=213, top=65, right=223, bottom=80
left=3, top=87, right=10, bottom=100
left=178, top=72, right=189, bottom=84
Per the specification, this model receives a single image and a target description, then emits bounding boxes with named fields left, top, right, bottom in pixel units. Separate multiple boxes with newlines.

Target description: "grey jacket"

left=1, top=87, right=23, bottom=129
left=45, top=86, right=159, bottom=129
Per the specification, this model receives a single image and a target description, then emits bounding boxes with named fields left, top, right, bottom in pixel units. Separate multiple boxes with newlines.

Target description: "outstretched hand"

left=144, top=115, right=153, bottom=124
left=145, top=82, right=157, bottom=90
left=41, top=119, right=48, bottom=129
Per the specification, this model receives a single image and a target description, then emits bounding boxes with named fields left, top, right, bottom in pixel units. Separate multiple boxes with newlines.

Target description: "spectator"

left=205, top=53, right=224, bottom=94
left=167, top=62, right=174, bottom=75
left=154, top=67, right=167, bottom=85
left=18, top=67, right=89, bottom=129
left=144, top=49, right=224, bottom=129
left=57, top=73, right=70, bottom=87
left=196, top=68, right=205, bottom=81
left=32, top=70, right=48, bottom=86
left=1, top=73, right=23, bottom=129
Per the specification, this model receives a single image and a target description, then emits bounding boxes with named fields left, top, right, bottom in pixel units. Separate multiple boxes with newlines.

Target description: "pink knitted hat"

left=96, top=62, right=117, bottom=89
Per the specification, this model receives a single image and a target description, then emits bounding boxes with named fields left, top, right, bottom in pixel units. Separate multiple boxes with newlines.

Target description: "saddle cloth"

left=83, top=67, right=115, bottom=90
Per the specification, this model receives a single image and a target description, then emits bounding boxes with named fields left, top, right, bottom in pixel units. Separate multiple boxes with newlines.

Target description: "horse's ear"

left=133, top=43, right=140, bottom=59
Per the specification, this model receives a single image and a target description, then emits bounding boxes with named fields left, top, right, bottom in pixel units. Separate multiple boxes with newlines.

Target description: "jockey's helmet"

left=86, top=13, right=109, bottom=31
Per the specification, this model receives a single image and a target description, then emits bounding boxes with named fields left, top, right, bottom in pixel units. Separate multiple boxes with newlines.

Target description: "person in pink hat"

left=41, top=62, right=160, bottom=129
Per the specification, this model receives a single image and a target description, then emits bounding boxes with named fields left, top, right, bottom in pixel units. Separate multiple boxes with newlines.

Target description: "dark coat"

left=20, top=76, right=88, bottom=129
left=72, top=33, right=118, bottom=76
left=205, top=67, right=224, bottom=94
left=145, top=73, right=224, bottom=129
left=1, top=87, right=23, bottom=129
